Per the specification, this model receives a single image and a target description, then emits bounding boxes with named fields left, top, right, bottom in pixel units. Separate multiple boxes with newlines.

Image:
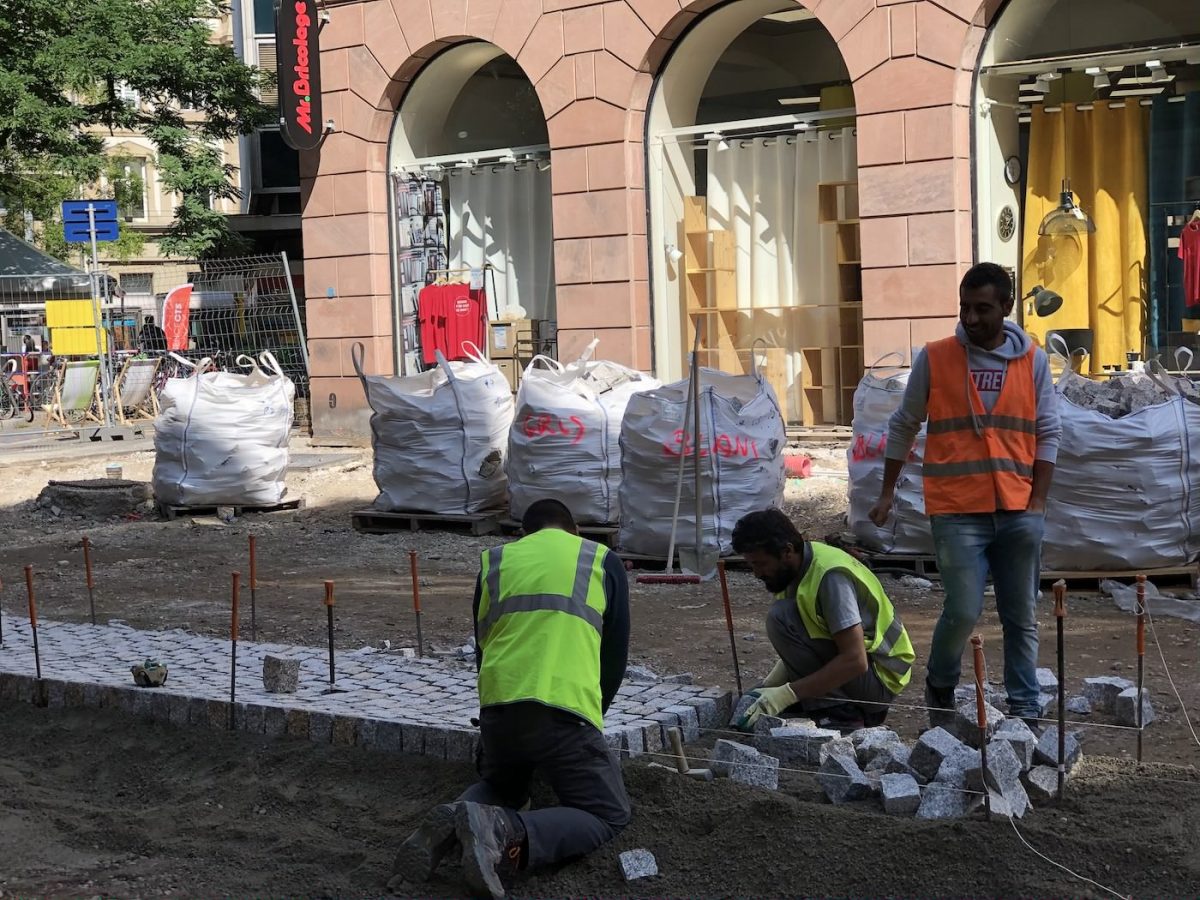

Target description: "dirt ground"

left=2, top=702, right=1199, bottom=898
left=1, top=437, right=1200, bottom=896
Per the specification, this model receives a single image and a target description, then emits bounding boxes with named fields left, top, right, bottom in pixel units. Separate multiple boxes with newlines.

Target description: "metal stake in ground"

left=0, top=573, right=5, bottom=647
left=717, top=560, right=743, bottom=695
left=249, top=535, right=258, bottom=642
left=970, top=634, right=991, bottom=822
left=1136, top=573, right=1147, bottom=764
left=24, top=565, right=43, bottom=705
left=409, top=550, right=424, bottom=658
left=323, top=580, right=345, bottom=694
left=229, top=571, right=240, bottom=731
left=81, top=536, right=97, bottom=625
left=1053, top=579, right=1067, bottom=800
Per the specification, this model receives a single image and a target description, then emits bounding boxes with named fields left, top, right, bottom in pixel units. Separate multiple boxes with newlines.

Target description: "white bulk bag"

left=1043, top=368, right=1200, bottom=571
left=617, top=368, right=785, bottom=557
left=846, top=357, right=934, bottom=555
left=153, top=352, right=295, bottom=506
left=507, top=340, right=660, bottom=525
left=354, top=343, right=514, bottom=515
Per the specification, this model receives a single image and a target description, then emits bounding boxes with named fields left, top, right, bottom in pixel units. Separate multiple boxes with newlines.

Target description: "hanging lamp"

left=1038, top=178, right=1096, bottom=236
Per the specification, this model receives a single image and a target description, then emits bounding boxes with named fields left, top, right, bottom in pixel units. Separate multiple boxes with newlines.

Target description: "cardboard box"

left=488, top=319, right=536, bottom=359
left=493, top=357, right=520, bottom=393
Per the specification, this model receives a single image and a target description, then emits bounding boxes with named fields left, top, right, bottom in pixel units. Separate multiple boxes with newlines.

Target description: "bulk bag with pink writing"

left=507, top=341, right=660, bottom=525
left=845, top=362, right=934, bottom=555
left=353, top=343, right=514, bottom=515
left=617, top=369, right=785, bottom=557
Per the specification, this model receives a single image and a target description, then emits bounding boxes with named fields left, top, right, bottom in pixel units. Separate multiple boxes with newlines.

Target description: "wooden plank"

left=350, top=508, right=502, bottom=536
left=159, top=498, right=305, bottom=521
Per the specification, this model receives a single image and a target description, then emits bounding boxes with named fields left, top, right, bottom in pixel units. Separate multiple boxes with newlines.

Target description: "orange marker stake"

left=323, top=580, right=340, bottom=692
left=248, top=535, right=258, bottom=642
left=1136, top=574, right=1147, bottom=764
left=82, top=536, right=96, bottom=625
left=1053, top=579, right=1067, bottom=800
left=409, top=551, right=424, bottom=658
left=971, top=634, right=991, bottom=822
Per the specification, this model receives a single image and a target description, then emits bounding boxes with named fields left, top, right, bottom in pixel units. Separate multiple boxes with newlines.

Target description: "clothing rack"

left=422, top=263, right=501, bottom=336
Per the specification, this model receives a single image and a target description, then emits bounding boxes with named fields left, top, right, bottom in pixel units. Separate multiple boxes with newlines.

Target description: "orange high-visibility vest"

left=923, top=337, right=1037, bottom=515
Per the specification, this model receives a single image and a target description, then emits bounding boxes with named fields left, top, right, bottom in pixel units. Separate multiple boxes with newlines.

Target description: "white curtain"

left=448, top=164, right=556, bottom=323
left=705, top=126, right=858, bottom=418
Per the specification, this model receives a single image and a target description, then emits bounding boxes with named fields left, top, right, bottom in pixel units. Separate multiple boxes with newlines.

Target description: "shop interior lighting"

left=704, top=131, right=729, bottom=150
left=1033, top=73, right=1055, bottom=93
left=1038, top=178, right=1096, bottom=236
left=777, top=96, right=821, bottom=106
left=1086, top=67, right=1110, bottom=89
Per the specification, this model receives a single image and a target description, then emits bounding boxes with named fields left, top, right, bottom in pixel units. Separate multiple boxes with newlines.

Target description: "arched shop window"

left=975, top=0, right=1200, bottom=375
left=647, top=2, right=860, bottom=427
left=389, top=44, right=554, bottom=376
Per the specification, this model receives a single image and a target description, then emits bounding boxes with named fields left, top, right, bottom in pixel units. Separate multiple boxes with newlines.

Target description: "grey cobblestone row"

left=0, top=616, right=729, bottom=765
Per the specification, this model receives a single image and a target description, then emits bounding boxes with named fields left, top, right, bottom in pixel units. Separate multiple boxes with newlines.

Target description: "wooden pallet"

left=350, top=508, right=503, bottom=536
left=158, top=497, right=305, bottom=521
left=616, top=549, right=750, bottom=572
left=859, top=550, right=1199, bottom=590
left=497, top=519, right=619, bottom=546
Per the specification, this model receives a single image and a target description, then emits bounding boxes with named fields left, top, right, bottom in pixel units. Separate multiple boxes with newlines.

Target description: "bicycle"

left=0, top=359, right=35, bottom=422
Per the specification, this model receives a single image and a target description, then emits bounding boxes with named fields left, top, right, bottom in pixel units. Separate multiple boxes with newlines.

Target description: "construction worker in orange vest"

left=870, top=263, right=1061, bottom=729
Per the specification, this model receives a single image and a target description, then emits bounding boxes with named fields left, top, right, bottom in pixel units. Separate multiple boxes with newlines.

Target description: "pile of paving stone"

left=1060, top=373, right=1173, bottom=418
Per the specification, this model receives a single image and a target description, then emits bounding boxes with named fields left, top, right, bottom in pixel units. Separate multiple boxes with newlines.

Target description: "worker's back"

left=476, top=528, right=610, bottom=729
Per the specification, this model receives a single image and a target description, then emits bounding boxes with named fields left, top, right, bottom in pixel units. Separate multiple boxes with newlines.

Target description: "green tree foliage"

left=0, top=0, right=273, bottom=258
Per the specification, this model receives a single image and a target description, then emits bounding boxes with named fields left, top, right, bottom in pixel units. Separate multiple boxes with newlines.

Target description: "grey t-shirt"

left=817, top=571, right=863, bottom=634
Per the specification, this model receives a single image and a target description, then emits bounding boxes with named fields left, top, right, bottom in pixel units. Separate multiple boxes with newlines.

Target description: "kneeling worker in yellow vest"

left=731, top=509, right=915, bottom=732
left=391, top=498, right=631, bottom=899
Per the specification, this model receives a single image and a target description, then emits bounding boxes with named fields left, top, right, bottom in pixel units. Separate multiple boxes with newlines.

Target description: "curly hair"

left=731, top=508, right=805, bottom=557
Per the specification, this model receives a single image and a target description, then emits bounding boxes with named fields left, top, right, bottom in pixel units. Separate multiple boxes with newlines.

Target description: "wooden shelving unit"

left=814, top=181, right=865, bottom=426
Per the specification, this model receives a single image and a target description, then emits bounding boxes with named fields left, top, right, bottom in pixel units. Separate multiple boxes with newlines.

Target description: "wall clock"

left=998, top=205, right=1016, bottom=242
left=1004, top=155, right=1022, bottom=186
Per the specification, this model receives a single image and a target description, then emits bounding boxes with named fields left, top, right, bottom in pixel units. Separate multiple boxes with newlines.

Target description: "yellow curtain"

left=1021, top=102, right=1148, bottom=373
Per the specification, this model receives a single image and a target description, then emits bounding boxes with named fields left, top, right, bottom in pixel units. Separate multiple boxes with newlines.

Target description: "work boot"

left=924, top=678, right=955, bottom=729
left=388, top=802, right=462, bottom=887
left=455, top=801, right=527, bottom=900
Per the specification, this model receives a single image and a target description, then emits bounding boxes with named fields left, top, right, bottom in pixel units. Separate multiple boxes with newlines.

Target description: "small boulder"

left=262, top=655, right=301, bottom=693
left=917, top=782, right=977, bottom=820
left=1066, top=696, right=1092, bottom=715
left=910, top=727, right=968, bottom=783
left=817, top=752, right=873, bottom=804
left=1033, top=726, right=1082, bottom=772
left=1022, top=765, right=1060, bottom=803
left=949, top=700, right=1005, bottom=748
left=935, top=745, right=981, bottom=788
left=993, top=718, right=1037, bottom=771
left=1082, top=676, right=1134, bottom=714
left=619, top=849, right=658, bottom=881
left=1115, top=687, right=1155, bottom=728
left=880, top=773, right=921, bottom=816
left=1036, top=667, right=1058, bottom=692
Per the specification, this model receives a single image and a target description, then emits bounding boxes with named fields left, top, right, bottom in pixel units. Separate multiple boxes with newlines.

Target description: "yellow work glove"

left=760, top=659, right=790, bottom=688
left=741, top=684, right=798, bottom=728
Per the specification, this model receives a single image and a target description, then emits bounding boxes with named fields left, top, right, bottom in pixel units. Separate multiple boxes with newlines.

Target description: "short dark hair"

left=731, top=509, right=804, bottom=557
left=144, top=315, right=155, bottom=325
left=522, top=498, right=577, bottom=535
left=960, top=262, right=1012, bottom=305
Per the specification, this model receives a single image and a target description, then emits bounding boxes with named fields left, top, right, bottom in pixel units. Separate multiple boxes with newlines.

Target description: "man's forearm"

left=879, top=457, right=905, bottom=499
left=1029, top=460, right=1055, bottom=509
left=788, top=653, right=869, bottom=701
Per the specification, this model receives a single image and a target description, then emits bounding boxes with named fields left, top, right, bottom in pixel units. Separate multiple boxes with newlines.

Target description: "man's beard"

left=760, top=570, right=795, bottom=594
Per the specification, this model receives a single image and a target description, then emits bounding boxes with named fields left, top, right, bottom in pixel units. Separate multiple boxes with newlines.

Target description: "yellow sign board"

left=46, top=299, right=107, bottom=354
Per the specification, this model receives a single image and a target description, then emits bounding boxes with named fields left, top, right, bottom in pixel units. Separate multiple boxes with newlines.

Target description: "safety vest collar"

left=480, top=538, right=602, bottom=642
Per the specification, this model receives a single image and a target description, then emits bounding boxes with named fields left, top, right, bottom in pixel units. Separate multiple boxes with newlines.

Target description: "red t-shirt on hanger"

left=417, top=284, right=446, bottom=366
left=442, top=282, right=486, bottom=360
left=1179, top=220, right=1200, bottom=309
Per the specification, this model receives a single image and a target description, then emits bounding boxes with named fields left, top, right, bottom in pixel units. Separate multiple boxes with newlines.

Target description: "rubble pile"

left=1059, top=373, right=1173, bottom=418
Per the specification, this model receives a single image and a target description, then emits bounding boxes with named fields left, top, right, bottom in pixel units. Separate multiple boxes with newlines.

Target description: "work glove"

left=760, top=659, right=791, bottom=689
left=738, top=684, right=798, bottom=729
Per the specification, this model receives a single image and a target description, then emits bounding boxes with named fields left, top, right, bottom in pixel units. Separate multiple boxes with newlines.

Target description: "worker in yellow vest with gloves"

left=731, top=509, right=914, bottom=732
left=390, top=499, right=631, bottom=900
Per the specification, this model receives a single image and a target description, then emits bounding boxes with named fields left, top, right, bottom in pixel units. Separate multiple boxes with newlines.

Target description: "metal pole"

left=25, top=566, right=43, bottom=701
left=1053, top=579, right=1067, bottom=800
left=82, top=536, right=97, bottom=625
left=279, top=251, right=310, bottom=373
left=971, top=634, right=991, bottom=821
left=86, top=203, right=113, bottom=428
left=325, top=580, right=336, bottom=688
left=0, top=574, right=5, bottom=647
left=691, top=343, right=703, bottom=574
left=409, top=550, right=424, bottom=658
left=230, top=572, right=240, bottom=731
left=717, top=560, right=743, bottom=695
left=1136, top=574, right=1147, bottom=764
left=249, top=535, right=258, bottom=642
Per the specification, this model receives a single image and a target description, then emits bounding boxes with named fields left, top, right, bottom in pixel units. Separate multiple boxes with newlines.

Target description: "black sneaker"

left=925, top=678, right=956, bottom=729
left=389, top=802, right=461, bottom=888
left=456, top=801, right=527, bottom=900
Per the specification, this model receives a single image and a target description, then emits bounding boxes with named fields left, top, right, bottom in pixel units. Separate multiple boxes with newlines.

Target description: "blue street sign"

left=62, top=199, right=118, bottom=224
left=64, top=220, right=120, bottom=243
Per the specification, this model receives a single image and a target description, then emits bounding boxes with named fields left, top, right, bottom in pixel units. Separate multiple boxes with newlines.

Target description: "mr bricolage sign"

left=276, top=0, right=323, bottom=151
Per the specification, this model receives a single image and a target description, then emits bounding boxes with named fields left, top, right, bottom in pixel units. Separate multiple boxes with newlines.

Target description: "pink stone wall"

left=301, top=0, right=1001, bottom=443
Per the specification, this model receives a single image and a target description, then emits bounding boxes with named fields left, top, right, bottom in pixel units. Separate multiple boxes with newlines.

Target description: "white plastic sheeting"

left=617, top=370, right=785, bottom=558
left=1043, top=370, right=1200, bottom=571
left=846, top=363, right=934, bottom=555
left=152, top=352, right=294, bottom=507
left=354, top=343, right=514, bottom=515
left=507, top=340, right=660, bottom=525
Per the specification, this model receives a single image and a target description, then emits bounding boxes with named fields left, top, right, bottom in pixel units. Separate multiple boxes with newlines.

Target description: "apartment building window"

left=115, top=81, right=140, bottom=107
left=118, top=159, right=148, bottom=221
left=253, top=0, right=274, bottom=35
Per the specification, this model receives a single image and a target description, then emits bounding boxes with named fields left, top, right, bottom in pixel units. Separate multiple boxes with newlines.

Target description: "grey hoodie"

left=885, top=321, right=1061, bottom=464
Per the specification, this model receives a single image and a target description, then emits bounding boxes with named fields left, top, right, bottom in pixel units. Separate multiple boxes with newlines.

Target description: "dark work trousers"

left=458, top=702, right=632, bottom=869
left=765, top=598, right=895, bottom=717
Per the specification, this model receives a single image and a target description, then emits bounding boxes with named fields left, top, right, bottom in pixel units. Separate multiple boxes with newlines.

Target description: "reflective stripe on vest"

left=476, top=529, right=608, bottom=730
left=923, top=336, right=1037, bottom=515
left=786, top=542, right=915, bottom=695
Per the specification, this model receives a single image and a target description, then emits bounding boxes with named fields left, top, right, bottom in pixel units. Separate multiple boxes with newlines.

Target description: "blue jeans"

left=928, top=511, right=1044, bottom=719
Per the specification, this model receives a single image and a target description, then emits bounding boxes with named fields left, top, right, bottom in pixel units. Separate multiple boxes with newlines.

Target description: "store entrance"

left=647, top=2, right=861, bottom=426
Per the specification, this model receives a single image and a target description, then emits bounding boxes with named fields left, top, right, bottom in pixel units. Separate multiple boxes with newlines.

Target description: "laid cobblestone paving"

left=0, top=616, right=733, bottom=759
